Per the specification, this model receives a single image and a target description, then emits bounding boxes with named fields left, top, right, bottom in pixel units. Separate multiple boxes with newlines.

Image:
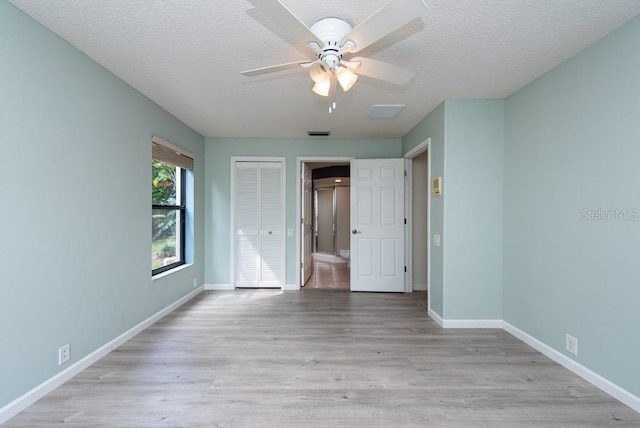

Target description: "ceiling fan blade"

left=301, top=59, right=325, bottom=69
left=241, top=61, right=312, bottom=77
left=341, top=0, right=427, bottom=53
left=350, top=57, right=414, bottom=86
left=340, top=59, right=362, bottom=69
left=248, top=0, right=321, bottom=46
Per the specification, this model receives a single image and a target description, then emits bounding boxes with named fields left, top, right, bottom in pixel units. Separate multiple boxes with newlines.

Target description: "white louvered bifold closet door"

left=234, top=161, right=284, bottom=288
left=258, top=163, right=283, bottom=287
left=235, top=163, right=259, bottom=287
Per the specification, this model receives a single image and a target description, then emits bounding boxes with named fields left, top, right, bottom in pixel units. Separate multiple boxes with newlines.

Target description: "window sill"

left=152, top=263, right=193, bottom=281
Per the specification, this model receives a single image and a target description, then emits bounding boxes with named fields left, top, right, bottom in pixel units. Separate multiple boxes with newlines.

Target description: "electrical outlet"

left=566, top=334, right=578, bottom=356
left=58, top=344, right=70, bottom=365
left=193, top=278, right=198, bottom=289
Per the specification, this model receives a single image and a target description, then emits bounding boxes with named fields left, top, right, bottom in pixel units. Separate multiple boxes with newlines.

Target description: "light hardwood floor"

left=6, top=289, right=639, bottom=427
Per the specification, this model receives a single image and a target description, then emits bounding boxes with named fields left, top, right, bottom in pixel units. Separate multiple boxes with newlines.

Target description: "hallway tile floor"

left=304, top=260, right=350, bottom=289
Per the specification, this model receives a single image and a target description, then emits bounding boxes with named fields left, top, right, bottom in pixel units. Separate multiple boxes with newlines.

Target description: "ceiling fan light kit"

left=309, top=61, right=328, bottom=83
left=336, top=66, right=358, bottom=92
left=242, top=0, right=427, bottom=112
left=312, top=79, right=331, bottom=97
left=305, top=17, right=358, bottom=103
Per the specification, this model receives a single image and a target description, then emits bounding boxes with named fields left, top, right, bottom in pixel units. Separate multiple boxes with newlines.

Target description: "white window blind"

left=152, top=136, right=194, bottom=170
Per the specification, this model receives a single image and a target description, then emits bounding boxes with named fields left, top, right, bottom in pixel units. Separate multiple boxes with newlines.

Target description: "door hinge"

left=404, top=218, right=407, bottom=225
left=404, top=170, right=407, bottom=177
left=404, top=266, right=407, bottom=273
left=301, top=217, right=304, bottom=224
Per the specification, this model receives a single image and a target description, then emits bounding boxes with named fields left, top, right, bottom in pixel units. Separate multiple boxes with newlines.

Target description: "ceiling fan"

left=241, top=0, right=427, bottom=111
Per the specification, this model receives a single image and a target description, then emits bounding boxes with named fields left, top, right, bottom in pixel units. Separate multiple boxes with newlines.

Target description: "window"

left=152, top=137, right=193, bottom=275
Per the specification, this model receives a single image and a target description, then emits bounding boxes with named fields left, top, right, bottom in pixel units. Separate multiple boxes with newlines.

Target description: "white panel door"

left=350, top=159, right=405, bottom=292
left=234, top=161, right=284, bottom=288
left=301, top=163, right=313, bottom=284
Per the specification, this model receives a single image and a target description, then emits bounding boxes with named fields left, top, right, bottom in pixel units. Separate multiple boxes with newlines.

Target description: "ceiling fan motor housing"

left=310, top=17, right=353, bottom=70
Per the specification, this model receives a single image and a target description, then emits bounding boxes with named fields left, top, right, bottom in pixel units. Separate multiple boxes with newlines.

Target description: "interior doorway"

left=298, top=159, right=352, bottom=289
left=314, top=183, right=350, bottom=258
left=411, top=151, right=428, bottom=292
left=404, top=138, right=430, bottom=306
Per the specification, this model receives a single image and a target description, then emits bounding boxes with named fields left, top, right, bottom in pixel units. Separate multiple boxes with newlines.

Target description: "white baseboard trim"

left=0, top=287, right=204, bottom=425
left=427, top=310, right=501, bottom=329
left=204, top=283, right=234, bottom=290
left=283, top=283, right=299, bottom=291
left=427, top=308, right=444, bottom=327
left=413, top=283, right=428, bottom=291
left=502, top=321, right=640, bottom=413
left=442, top=319, right=503, bottom=329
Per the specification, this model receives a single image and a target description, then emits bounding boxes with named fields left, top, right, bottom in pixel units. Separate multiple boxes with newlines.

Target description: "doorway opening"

left=297, top=154, right=421, bottom=294
left=298, top=159, right=352, bottom=289
left=404, top=138, right=430, bottom=309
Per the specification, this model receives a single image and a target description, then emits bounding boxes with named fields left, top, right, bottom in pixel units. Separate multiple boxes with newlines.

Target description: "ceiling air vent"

left=368, top=104, right=406, bottom=119
left=307, top=131, right=331, bottom=137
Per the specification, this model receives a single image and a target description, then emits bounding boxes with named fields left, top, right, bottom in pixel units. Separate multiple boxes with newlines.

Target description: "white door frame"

left=301, top=163, right=313, bottom=284
left=403, top=138, right=431, bottom=296
left=230, top=156, right=286, bottom=289
left=295, top=156, right=354, bottom=289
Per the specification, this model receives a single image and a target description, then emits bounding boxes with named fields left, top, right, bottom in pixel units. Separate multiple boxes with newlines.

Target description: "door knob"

left=268, top=231, right=272, bottom=235
left=352, top=229, right=359, bottom=234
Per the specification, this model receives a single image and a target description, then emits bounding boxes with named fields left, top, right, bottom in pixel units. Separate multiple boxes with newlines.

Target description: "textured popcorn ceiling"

left=8, top=0, right=640, bottom=138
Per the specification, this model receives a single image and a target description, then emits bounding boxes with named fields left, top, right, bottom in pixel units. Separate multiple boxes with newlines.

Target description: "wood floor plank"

left=5, top=289, right=639, bottom=427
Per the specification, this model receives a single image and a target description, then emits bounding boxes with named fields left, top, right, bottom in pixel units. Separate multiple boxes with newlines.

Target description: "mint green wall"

left=504, top=15, right=640, bottom=396
left=444, top=100, right=504, bottom=319
left=402, top=100, right=504, bottom=320
left=0, top=2, right=205, bottom=408
left=403, top=103, right=445, bottom=316
left=204, top=138, right=402, bottom=286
